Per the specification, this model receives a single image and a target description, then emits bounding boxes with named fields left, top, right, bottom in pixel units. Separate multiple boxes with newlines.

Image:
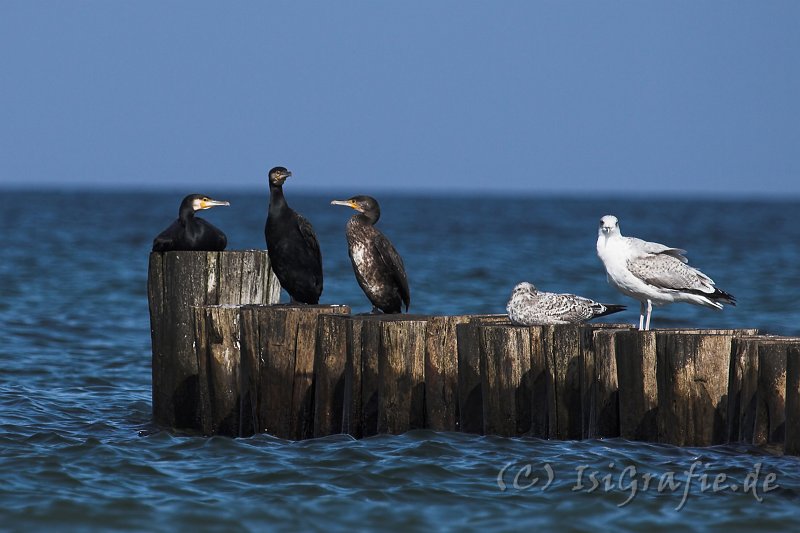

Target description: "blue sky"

left=1, top=1, right=798, bottom=196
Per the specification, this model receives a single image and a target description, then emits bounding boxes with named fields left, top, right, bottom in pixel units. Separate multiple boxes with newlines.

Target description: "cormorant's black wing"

left=152, top=220, right=180, bottom=252
left=295, top=212, right=324, bottom=287
left=374, top=232, right=410, bottom=311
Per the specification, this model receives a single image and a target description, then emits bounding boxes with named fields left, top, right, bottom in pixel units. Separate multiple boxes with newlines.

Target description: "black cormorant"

left=330, top=195, right=410, bottom=313
left=265, top=166, right=323, bottom=304
left=152, top=194, right=230, bottom=252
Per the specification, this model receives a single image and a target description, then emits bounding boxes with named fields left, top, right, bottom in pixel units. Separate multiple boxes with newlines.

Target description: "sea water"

left=1, top=190, right=799, bottom=531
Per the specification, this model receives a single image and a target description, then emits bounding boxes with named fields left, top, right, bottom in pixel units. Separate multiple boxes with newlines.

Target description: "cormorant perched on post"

left=152, top=194, right=230, bottom=252
left=330, top=195, right=410, bottom=313
left=265, top=166, right=323, bottom=304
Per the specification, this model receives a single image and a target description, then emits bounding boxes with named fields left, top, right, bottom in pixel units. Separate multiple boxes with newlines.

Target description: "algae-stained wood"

left=193, top=305, right=242, bottom=436
left=148, top=250, right=280, bottom=430
left=479, top=324, right=533, bottom=437
left=239, top=304, right=349, bottom=440
left=313, top=313, right=353, bottom=438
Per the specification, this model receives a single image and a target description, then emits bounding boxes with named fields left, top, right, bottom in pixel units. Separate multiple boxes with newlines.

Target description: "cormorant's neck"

left=354, top=212, right=379, bottom=226
left=179, top=204, right=196, bottom=225
left=269, top=184, right=289, bottom=213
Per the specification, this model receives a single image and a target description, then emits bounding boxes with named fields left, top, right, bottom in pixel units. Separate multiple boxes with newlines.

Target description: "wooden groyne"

left=148, top=251, right=281, bottom=430
left=148, top=251, right=800, bottom=454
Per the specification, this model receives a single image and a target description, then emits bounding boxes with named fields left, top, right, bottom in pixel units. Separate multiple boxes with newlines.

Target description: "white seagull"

left=596, top=215, right=735, bottom=331
left=506, top=282, right=626, bottom=326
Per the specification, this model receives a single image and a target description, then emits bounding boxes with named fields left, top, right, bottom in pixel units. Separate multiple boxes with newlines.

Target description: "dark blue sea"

left=2, top=190, right=799, bottom=531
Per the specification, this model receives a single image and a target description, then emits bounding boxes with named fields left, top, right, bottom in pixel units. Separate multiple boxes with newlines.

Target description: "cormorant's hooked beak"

left=331, top=199, right=360, bottom=212
left=198, top=198, right=231, bottom=210
left=276, top=170, right=292, bottom=184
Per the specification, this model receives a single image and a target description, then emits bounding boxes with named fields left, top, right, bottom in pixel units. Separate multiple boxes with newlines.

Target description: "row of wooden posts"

left=148, top=251, right=800, bottom=454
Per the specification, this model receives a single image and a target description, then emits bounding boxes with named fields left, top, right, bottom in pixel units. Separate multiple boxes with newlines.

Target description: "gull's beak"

left=331, top=199, right=359, bottom=211
left=200, top=199, right=231, bottom=209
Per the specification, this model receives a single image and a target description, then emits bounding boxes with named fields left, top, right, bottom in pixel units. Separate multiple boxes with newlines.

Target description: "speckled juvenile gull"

left=506, top=282, right=626, bottom=326
left=596, top=215, right=736, bottom=331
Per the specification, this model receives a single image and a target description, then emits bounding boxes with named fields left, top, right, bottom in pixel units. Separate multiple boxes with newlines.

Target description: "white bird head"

left=511, top=282, right=537, bottom=297
left=598, top=215, right=620, bottom=237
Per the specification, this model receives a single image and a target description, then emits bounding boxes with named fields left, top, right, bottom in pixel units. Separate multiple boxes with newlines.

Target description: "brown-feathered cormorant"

left=265, top=166, right=323, bottom=304
left=330, top=195, right=410, bottom=313
left=152, top=194, right=230, bottom=252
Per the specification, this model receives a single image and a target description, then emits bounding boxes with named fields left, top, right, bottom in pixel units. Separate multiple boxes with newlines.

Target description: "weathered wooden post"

left=344, top=315, right=429, bottom=437
left=581, top=325, right=633, bottom=439
left=456, top=321, right=484, bottom=435
left=378, top=316, right=427, bottom=435
left=540, top=324, right=584, bottom=440
left=343, top=317, right=365, bottom=438
left=785, top=342, right=800, bottom=455
left=312, top=313, right=353, bottom=438
left=613, top=330, right=659, bottom=441
left=424, top=315, right=473, bottom=432
left=239, top=304, right=349, bottom=440
left=148, top=250, right=280, bottom=430
left=752, top=338, right=799, bottom=447
left=727, top=336, right=762, bottom=443
left=477, top=324, right=534, bottom=437
left=192, top=305, right=242, bottom=436
left=655, top=330, right=757, bottom=447
left=456, top=315, right=514, bottom=435
left=615, top=329, right=756, bottom=444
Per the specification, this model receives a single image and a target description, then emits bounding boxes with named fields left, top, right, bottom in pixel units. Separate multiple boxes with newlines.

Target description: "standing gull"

left=506, top=282, right=626, bottom=326
left=596, top=215, right=735, bottom=331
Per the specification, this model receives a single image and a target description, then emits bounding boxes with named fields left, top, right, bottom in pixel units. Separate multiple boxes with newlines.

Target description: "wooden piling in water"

left=424, top=315, right=472, bottom=432
left=614, top=330, right=659, bottom=441
left=239, top=304, right=350, bottom=440
left=727, top=336, right=762, bottom=444
left=343, top=315, right=430, bottom=436
left=751, top=338, right=800, bottom=447
left=148, top=250, right=280, bottom=430
left=476, top=324, right=534, bottom=437
left=580, top=325, right=632, bottom=439
left=785, top=342, right=800, bottom=455
left=540, top=324, right=583, bottom=440
left=192, top=305, right=242, bottom=436
left=313, top=314, right=352, bottom=438
left=615, top=328, right=758, bottom=444
left=456, top=322, right=484, bottom=435
left=655, top=330, right=756, bottom=447
left=151, top=255, right=800, bottom=450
